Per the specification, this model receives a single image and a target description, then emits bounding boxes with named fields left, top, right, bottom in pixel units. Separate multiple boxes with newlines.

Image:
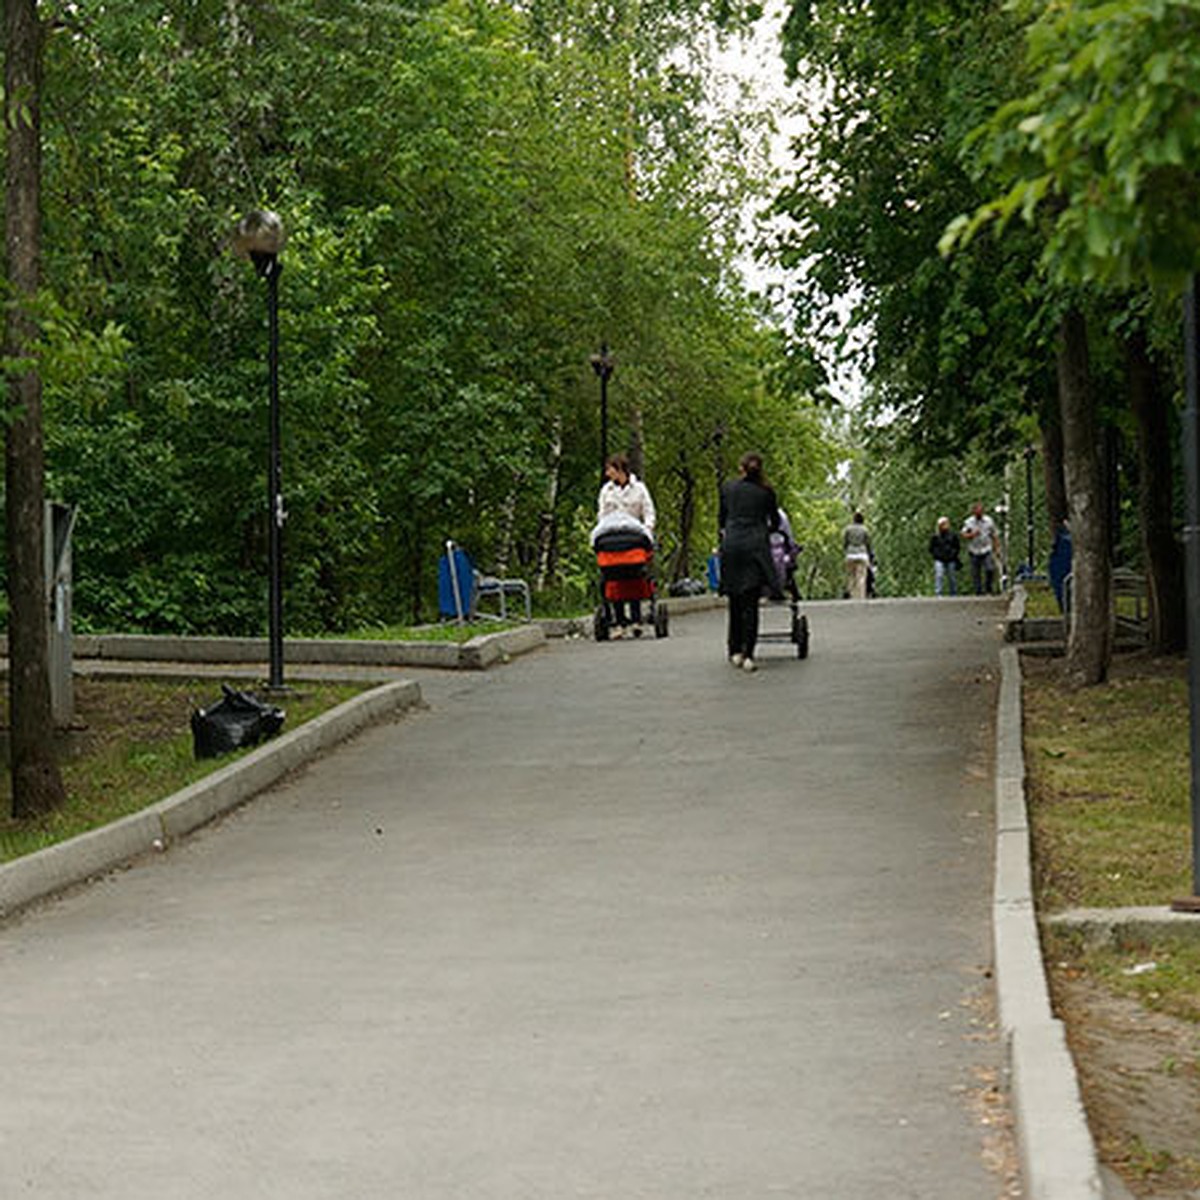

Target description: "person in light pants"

left=843, top=512, right=872, bottom=600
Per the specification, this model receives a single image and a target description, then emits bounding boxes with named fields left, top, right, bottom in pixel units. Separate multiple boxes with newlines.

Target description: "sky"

left=708, top=11, right=866, bottom=409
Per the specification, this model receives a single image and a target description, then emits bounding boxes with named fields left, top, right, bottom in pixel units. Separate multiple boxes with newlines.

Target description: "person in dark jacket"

left=929, top=516, right=961, bottom=596
left=718, top=452, right=780, bottom=673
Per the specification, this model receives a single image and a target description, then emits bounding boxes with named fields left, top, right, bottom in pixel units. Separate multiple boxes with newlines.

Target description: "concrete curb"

left=996, top=642, right=1105, bottom=1199
left=1045, top=905, right=1200, bottom=947
left=63, top=625, right=546, bottom=670
left=54, top=598, right=723, bottom=665
left=0, top=679, right=422, bottom=920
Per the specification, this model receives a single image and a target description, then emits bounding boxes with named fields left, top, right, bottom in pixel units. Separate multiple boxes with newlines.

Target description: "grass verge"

left=0, top=677, right=365, bottom=863
left=1023, top=653, right=1191, bottom=910
left=338, top=620, right=528, bottom=642
left=1025, top=651, right=1200, bottom=1193
left=1024, top=648, right=1200, bottom=1013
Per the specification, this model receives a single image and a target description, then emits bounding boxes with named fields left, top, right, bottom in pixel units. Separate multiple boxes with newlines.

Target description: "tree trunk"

left=5, top=0, right=66, bottom=817
left=1040, top=401, right=1069, bottom=531
left=671, top=457, right=695, bottom=583
left=494, top=483, right=518, bottom=577
left=1127, top=329, right=1186, bottom=652
left=535, top=417, right=562, bottom=591
left=1057, top=307, right=1111, bottom=686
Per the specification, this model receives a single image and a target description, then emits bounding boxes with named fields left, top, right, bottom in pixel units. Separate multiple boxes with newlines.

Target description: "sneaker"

left=610, top=625, right=625, bottom=639
left=730, top=653, right=745, bottom=667
left=742, top=657, right=757, bottom=673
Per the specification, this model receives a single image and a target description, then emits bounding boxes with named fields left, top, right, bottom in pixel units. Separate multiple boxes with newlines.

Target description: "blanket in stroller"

left=594, top=523, right=655, bottom=602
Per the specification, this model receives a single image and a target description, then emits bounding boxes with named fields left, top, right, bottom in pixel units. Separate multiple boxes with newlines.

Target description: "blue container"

left=706, top=553, right=720, bottom=592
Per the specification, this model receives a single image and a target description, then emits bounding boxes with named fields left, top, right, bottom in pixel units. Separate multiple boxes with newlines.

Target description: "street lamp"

left=589, top=342, right=615, bottom=470
left=233, top=209, right=286, bottom=690
left=1175, top=277, right=1200, bottom=910
left=1021, top=445, right=1037, bottom=580
left=994, top=497, right=1009, bottom=591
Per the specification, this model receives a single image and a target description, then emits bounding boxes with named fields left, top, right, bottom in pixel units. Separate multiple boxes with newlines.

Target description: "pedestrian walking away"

left=929, top=516, right=961, bottom=596
left=842, top=511, right=872, bottom=600
left=961, top=502, right=998, bottom=595
left=718, top=451, right=779, bottom=672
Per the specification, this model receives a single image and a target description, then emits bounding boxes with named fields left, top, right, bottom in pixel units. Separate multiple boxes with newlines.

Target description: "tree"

left=5, top=0, right=67, bottom=816
left=946, top=0, right=1200, bottom=673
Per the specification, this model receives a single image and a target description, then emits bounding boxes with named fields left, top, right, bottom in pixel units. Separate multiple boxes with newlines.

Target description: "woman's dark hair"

left=606, top=453, right=631, bottom=475
left=739, top=452, right=766, bottom=485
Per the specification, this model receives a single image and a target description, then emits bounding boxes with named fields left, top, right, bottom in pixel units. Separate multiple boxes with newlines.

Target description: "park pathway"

left=0, top=597, right=1008, bottom=1199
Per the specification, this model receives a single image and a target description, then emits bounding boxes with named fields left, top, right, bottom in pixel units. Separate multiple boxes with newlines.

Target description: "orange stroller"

left=592, top=526, right=669, bottom=641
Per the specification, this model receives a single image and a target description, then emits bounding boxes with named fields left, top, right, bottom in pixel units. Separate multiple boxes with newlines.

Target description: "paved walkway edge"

left=996, top=644, right=1106, bottom=1199
left=0, top=679, right=422, bottom=920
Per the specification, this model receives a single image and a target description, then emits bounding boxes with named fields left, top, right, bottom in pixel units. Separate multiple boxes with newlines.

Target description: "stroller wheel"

left=654, top=605, right=669, bottom=638
left=793, top=613, right=810, bottom=659
left=594, top=606, right=610, bottom=642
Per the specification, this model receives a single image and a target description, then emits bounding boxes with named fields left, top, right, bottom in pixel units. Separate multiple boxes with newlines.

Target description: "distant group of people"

left=592, top=445, right=1008, bottom=669
left=840, top=501, right=1001, bottom=599
left=926, top=502, right=1000, bottom=596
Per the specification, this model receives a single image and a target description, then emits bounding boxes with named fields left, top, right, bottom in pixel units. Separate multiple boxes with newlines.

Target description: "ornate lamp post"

left=589, top=343, right=615, bottom=470
left=233, top=210, right=286, bottom=690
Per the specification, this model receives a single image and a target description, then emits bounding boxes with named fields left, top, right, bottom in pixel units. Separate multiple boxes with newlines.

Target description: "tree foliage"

left=947, top=0, right=1200, bottom=293
left=12, top=0, right=836, bottom=634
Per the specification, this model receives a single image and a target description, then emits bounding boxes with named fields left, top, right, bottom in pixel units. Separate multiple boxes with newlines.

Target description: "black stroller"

left=756, top=523, right=810, bottom=659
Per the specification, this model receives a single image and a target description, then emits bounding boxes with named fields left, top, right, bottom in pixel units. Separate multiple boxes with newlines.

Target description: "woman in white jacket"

left=596, top=454, right=656, bottom=635
left=598, top=453, right=655, bottom=536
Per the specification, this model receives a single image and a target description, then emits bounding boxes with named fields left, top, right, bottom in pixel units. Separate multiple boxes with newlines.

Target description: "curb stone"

left=62, top=625, right=545, bottom=670
left=997, top=642, right=1106, bottom=1199
left=0, top=679, right=421, bottom=921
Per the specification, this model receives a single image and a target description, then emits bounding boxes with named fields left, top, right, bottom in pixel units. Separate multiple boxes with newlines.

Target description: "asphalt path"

left=0, top=597, right=1008, bottom=1198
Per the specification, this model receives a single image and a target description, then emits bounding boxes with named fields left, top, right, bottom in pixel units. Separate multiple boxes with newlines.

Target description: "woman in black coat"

left=718, top=452, right=780, bottom=672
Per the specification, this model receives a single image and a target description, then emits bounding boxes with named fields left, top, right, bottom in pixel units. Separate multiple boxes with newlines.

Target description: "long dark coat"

left=718, top=477, right=779, bottom=596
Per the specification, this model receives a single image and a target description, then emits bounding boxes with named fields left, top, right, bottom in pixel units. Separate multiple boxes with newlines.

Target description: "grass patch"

left=1023, top=581, right=1064, bottom=618
left=0, top=678, right=365, bottom=863
left=337, top=620, right=527, bottom=643
left=1045, top=925, right=1200, bottom=1025
left=1023, top=654, right=1191, bottom=910
left=1026, top=652, right=1200, bottom=1028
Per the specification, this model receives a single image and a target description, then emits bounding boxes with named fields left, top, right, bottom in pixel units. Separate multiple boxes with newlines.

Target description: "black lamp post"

left=1022, top=445, right=1037, bottom=579
left=589, top=343, right=615, bottom=470
left=1174, top=277, right=1200, bottom=910
left=233, top=210, right=286, bottom=690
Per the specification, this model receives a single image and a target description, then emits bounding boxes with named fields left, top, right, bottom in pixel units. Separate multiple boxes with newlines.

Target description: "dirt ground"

left=1049, top=964, right=1200, bottom=1198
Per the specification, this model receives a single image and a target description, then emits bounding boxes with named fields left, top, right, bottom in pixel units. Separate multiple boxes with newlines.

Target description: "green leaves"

left=957, top=0, right=1200, bottom=292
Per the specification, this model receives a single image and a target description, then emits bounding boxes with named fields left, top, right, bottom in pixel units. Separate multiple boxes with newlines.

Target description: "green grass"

left=337, top=619, right=527, bottom=643
left=1044, top=925, right=1200, bottom=1025
left=1024, top=658, right=1191, bottom=909
left=0, top=678, right=365, bottom=863
left=1024, top=653, right=1200, bottom=1019
left=1022, top=580, right=1063, bottom=617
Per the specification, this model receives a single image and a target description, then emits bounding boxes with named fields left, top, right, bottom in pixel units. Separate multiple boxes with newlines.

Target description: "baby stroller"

left=756, top=517, right=810, bottom=659
left=591, top=517, right=669, bottom=641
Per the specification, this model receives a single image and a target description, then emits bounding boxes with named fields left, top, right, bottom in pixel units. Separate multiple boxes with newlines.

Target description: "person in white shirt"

left=961, top=502, right=999, bottom=594
left=597, top=453, right=655, bottom=536
left=596, top=454, right=656, bottom=634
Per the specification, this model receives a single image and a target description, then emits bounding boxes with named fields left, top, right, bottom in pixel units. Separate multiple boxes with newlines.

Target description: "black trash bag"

left=191, top=684, right=286, bottom=759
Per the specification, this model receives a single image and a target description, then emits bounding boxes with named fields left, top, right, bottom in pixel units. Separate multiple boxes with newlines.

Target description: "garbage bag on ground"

left=191, top=684, right=286, bottom=759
